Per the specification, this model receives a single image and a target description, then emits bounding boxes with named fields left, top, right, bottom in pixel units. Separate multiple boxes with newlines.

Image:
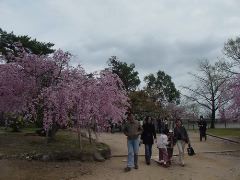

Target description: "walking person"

left=141, top=116, right=156, bottom=165
left=157, top=129, right=169, bottom=167
left=163, top=118, right=169, bottom=132
left=173, top=119, right=190, bottom=166
left=198, top=115, right=207, bottom=141
left=167, top=129, right=174, bottom=165
left=157, top=118, right=163, bottom=133
left=123, top=112, right=143, bottom=172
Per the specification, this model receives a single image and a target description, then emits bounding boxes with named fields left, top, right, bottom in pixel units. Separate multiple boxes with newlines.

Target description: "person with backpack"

left=173, top=119, right=190, bottom=166
left=141, top=116, right=156, bottom=165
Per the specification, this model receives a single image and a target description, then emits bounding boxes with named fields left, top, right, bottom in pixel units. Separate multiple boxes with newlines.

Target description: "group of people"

left=123, top=113, right=190, bottom=172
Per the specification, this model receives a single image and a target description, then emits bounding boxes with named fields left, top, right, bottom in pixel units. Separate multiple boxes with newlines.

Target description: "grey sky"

left=1, top=0, right=240, bottom=90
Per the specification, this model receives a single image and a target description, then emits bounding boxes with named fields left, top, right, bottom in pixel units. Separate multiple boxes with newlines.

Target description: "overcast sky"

left=1, top=0, right=240, bottom=91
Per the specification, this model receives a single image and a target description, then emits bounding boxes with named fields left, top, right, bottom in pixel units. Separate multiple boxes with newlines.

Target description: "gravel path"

left=0, top=132, right=240, bottom=180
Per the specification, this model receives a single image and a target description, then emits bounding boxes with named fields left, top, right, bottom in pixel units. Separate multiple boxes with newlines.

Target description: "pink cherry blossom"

left=219, top=74, right=240, bottom=122
left=0, top=47, right=129, bottom=134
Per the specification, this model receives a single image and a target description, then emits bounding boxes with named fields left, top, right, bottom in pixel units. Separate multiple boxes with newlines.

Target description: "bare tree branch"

left=182, top=59, right=230, bottom=128
left=181, top=86, right=212, bottom=103
left=183, top=94, right=211, bottom=110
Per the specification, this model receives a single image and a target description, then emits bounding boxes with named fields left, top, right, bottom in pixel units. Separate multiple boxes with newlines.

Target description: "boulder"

left=93, top=151, right=105, bottom=162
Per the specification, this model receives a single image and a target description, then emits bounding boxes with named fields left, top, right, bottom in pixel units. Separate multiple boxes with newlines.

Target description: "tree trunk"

left=47, top=124, right=59, bottom=142
left=77, top=125, right=82, bottom=150
left=210, top=108, right=215, bottom=129
left=88, top=127, right=92, bottom=144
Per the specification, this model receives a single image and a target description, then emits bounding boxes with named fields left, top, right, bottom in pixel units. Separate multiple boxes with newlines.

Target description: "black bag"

left=187, top=144, right=195, bottom=156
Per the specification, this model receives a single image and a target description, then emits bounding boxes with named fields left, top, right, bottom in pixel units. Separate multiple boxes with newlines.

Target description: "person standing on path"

left=198, top=115, right=207, bottom=141
left=123, top=112, right=143, bottom=172
left=141, top=116, right=156, bottom=165
left=173, top=119, right=190, bottom=166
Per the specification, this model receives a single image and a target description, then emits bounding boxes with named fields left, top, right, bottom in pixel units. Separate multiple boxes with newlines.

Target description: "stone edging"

left=206, top=133, right=240, bottom=144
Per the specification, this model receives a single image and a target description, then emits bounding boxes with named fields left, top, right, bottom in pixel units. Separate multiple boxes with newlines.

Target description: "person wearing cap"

left=123, top=112, right=143, bottom=172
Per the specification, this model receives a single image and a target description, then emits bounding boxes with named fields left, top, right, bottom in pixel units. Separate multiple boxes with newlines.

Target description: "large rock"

left=97, top=147, right=111, bottom=159
left=81, top=153, right=94, bottom=161
left=96, top=143, right=111, bottom=159
left=42, top=154, right=50, bottom=161
left=93, top=151, right=105, bottom=162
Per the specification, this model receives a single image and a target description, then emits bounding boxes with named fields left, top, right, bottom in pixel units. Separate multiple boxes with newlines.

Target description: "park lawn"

left=207, top=128, right=240, bottom=137
left=0, top=127, right=109, bottom=160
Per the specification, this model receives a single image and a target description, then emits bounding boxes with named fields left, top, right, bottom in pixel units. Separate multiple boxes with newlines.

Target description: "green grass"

left=207, top=128, right=240, bottom=137
left=0, top=128, right=107, bottom=159
left=0, top=127, right=39, bottom=134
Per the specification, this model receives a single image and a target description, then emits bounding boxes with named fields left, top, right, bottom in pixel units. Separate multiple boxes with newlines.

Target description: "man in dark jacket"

left=123, top=112, right=143, bottom=172
left=198, top=116, right=207, bottom=141
left=141, top=116, right=156, bottom=165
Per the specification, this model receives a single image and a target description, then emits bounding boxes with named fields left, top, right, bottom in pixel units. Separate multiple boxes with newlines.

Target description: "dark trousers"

left=167, top=147, right=173, bottom=163
left=200, top=130, right=207, bottom=141
left=144, top=144, right=152, bottom=163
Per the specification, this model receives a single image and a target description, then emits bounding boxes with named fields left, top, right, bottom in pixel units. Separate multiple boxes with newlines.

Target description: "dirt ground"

left=0, top=132, right=240, bottom=180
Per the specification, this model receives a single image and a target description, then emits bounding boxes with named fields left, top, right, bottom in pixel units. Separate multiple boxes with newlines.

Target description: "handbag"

left=187, top=144, right=195, bottom=156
